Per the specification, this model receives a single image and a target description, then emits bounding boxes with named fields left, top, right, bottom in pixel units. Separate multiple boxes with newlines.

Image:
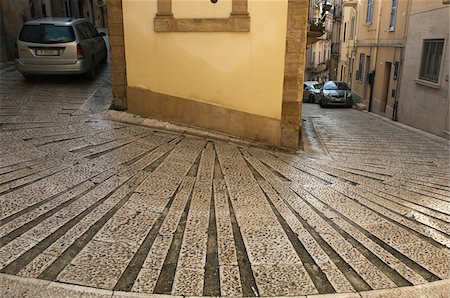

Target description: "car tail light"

left=77, top=44, right=85, bottom=59
left=14, top=43, right=19, bottom=59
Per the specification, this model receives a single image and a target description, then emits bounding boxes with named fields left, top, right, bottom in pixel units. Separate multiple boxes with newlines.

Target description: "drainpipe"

left=369, top=0, right=383, bottom=112
left=392, top=0, right=412, bottom=121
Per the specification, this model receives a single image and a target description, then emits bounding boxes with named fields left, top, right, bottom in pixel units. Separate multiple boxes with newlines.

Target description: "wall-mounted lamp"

left=211, top=0, right=218, bottom=3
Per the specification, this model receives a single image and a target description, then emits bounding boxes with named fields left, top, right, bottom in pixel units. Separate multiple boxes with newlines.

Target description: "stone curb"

left=1, top=274, right=449, bottom=298
left=362, top=110, right=449, bottom=145
left=99, top=110, right=296, bottom=154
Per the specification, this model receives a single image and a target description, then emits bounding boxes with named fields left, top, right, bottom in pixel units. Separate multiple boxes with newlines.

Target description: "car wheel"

left=101, top=51, right=107, bottom=64
left=319, top=99, right=326, bottom=108
left=85, top=59, right=96, bottom=80
left=309, top=94, right=315, bottom=103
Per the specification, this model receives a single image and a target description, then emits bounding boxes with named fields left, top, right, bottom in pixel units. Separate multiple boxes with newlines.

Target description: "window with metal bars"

left=419, top=39, right=444, bottom=83
left=389, top=0, right=398, bottom=31
left=366, top=0, right=374, bottom=24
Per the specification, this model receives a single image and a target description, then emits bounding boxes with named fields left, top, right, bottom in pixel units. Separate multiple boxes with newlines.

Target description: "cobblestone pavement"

left=0, top=65, right=449, bottom=297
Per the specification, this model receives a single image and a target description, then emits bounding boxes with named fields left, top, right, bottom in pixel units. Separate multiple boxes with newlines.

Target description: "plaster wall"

left=122, top=0, right=288, bottom=121
left=397, top=4, right=449, bottom=138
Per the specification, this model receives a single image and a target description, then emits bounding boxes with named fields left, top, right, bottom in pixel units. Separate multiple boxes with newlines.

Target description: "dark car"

left=15, top=18, right=107, bottom=80
left=318, top=81, right=353, bottom=108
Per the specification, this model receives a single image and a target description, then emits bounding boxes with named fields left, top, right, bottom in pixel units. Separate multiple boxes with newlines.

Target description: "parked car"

left=303, top=81, right=322, bottom=103
left=14, top=18, right=107, bottom=80
left=318, top=81, right=353, bottom=108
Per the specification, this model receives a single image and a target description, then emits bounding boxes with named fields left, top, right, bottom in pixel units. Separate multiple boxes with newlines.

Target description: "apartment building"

left=305, top=0, right=335, bottom=82
left=350, top=0, right=409, bottom=118
left=397, top=0, right=449, bottom=138
left=337, top=0, right=357, bottom=86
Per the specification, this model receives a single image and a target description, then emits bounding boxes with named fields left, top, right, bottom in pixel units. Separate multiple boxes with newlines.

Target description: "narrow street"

left=0, top=67, right=449, bottom=297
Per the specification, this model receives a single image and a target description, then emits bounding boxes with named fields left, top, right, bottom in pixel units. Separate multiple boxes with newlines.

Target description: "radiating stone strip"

left=0, top=171, right=141, bottom=274
left=0, top=181, right=95, bottom=240
left=215, top=142, right=317, bottom=296
left=213, top=179, right=243, bottom=297
left=306, top=186, right=449, bottom=280
left=132, top=177, right=195, bottom=293
left=242, top=152, right=359, bottom=293
left=172, top=143, right=215, bottom=296
left=331, top=183, right=450, bottom=247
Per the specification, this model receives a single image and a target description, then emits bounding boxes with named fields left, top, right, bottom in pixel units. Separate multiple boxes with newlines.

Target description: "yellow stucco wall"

left=122, top=0, right=288, bottom=120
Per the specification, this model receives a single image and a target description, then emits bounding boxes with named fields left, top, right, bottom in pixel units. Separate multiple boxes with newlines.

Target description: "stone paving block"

left=41, top=282, right=113, bottom=298
left=219, top=265, right=242, bottom=297
left=172, top=268, right=204, bottom=296
left=94, top=207, right=160, bottom=247
left=57, top=241, right=136, bottom=290
left=0, top=273, right=50, bottom=297
left=142, top=235, right=173, bottom=270
left=359, top=279, right=450, bottom=298
left=130, top=268, right=160, bottom=293
left=252, top=264, right=318, bottom=296
left=17, top=253, right=58, bottom=278
left=0, top=237, right=38, bottom=269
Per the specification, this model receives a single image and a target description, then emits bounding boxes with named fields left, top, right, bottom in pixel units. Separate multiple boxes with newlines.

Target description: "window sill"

left=415, top=78, right=441, bottom=89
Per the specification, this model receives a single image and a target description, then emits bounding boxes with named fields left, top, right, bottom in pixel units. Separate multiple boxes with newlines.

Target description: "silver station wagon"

left=15, top=18, right=107, bottom=79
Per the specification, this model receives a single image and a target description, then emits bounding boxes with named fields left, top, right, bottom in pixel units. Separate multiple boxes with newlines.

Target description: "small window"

left=350, top=16, right=355, bottom=39
left=343, top=23, right=347, bottom=42
left=366, top=0, right=374, bottom=24
left=419, top=39, right=445, bottom=83
left=389, top=0, right=398, bottom=31
left=357, top=54, right=365, bottom=81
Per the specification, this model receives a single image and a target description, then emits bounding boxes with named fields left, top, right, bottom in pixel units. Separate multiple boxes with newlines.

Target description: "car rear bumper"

left=15, top=59, right=90, bottom=75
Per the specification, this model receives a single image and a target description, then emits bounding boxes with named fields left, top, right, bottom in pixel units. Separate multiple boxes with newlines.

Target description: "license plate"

left=334, top=98, right=342, bottom=102
left=36, top=49, right=59, bottom=56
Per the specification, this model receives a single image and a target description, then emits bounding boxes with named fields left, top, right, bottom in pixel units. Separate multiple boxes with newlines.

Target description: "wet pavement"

left=0, top=65, right=449, bottom=297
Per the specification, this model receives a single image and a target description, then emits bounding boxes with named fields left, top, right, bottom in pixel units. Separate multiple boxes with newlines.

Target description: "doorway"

left=381, top=62, right=392, bottom=113
left=364, top=55, right=372, bottom=110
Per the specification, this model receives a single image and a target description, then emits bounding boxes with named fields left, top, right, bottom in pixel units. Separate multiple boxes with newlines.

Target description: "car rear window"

left=324, top=82, right=350, bottom=90
left=19, top=25, right=75, bottom=44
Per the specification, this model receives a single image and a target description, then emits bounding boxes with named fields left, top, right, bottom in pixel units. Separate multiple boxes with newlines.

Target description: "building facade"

left=107, top=0, right=309, bottom=149
left=337, top=0, right=357, bottom=86
left=396, top=0, right=449, bottom=139
left=329, top=0, right=343, bottom=81
left=350, top=0, right=410, bottom=118
left=305, top=0, right=336, bottom=82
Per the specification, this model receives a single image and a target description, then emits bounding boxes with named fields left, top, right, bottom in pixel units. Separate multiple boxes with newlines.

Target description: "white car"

left=15, top=18, right=107, bottom=80
left=303, top=81, right=322, bottom=103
